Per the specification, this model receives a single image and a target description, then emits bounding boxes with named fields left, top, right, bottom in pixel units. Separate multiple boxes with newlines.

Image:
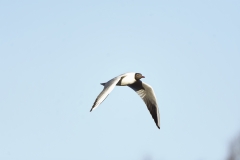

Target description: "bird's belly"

left=118, top=76, right=136, bottom=86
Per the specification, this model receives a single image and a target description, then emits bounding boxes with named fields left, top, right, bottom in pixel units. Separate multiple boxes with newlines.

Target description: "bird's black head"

left=135, top=73, right=145, bottom=80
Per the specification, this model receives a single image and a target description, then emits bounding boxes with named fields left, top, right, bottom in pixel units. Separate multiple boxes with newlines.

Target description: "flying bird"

left=90, top=72, right=160, bottom=129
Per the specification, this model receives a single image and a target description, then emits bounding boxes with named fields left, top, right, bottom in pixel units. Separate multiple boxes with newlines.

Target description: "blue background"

left=0, top=1, right=239, bottom=160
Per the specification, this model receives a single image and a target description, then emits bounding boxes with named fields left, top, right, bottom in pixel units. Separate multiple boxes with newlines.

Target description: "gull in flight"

left=90, top=72, right=160, bottom=129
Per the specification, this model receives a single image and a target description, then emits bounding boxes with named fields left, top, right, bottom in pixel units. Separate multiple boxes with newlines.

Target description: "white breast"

left=120, top=73, right=136, bottom=86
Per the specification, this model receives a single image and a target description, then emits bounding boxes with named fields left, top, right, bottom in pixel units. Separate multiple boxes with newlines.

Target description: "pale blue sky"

left=0, top=1, right=240, bottom=160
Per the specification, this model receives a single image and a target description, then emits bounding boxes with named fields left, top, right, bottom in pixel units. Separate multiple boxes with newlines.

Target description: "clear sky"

left=0, top=1, right=239, bottom=160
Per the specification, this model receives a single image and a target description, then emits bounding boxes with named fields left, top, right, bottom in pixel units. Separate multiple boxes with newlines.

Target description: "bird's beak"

left=142, top=76, right=145, bottom=78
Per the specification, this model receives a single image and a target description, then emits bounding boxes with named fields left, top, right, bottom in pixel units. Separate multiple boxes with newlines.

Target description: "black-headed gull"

left=90, top=72, right=160, bottom=129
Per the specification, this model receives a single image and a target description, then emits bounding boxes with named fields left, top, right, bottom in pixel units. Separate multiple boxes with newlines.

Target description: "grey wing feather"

left=128, top=81, right=160, bottom=129
left=90, top=76, right=122, bottom=112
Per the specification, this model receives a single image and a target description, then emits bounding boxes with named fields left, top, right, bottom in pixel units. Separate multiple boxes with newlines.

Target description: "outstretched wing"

left=128, top=81, right=160, bottom=129
left=90, top=76, right=123, bottom=112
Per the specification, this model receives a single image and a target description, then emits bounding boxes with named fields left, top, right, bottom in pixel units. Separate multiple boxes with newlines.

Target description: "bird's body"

left=90, top=72, right=160, bottom=129
left=116, top=72, right=136, bottom=86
